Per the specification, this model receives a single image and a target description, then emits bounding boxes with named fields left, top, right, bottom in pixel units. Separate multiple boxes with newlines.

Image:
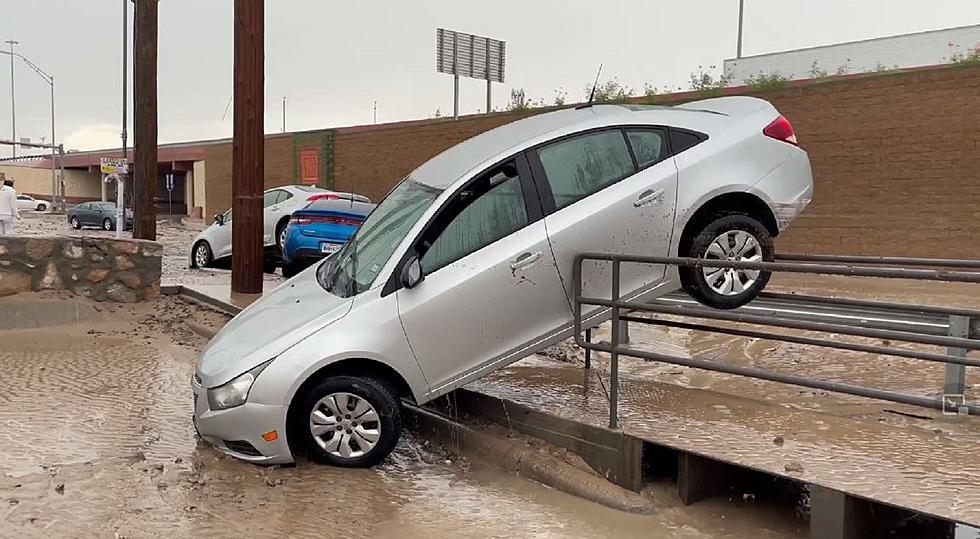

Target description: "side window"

left=224, top=209, right=233, bottom=223
left=263, top=190, right=282, bottom=207
left=669, top=129, right=705, bottom=154
left=536, top=130, right=635, bottom=210
left=420, top=162, right=529, bottom=274
left=279, top=190, right=293, bottom=203
left=17, top=195, right=29, bottom=201
left=626, top=129, right=667, bottom=168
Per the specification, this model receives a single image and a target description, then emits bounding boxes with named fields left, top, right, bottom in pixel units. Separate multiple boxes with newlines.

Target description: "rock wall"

left=0, top=236, right=162, bottom=302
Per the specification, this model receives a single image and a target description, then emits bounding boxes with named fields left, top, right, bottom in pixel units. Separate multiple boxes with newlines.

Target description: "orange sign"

left=300, top=150, right=319, bottom=186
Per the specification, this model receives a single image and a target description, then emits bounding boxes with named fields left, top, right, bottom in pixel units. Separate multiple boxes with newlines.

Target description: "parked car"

left=189, top=186, right=370, bottom=270
left=281, top=198, right=375, bottom=278
left=192, top=97, right=813, bottom=467
left=16, top=194, right=50, bottom=212
left=68, top=202, right=133, bottom=231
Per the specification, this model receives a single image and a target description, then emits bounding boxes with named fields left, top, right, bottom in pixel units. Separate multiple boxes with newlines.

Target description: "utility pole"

left=133, top=0, right=158, bottom=240
left=231, top=0, right=265, bottom=294
left=5, top=39, right=17, bottom=158
left=736, top=0, right=745, bottom=59
left=281, top=96, right=286, bottom=133
left=119, top=0, right=129, bottom=234
left=373, top=100, right=377, bottom=124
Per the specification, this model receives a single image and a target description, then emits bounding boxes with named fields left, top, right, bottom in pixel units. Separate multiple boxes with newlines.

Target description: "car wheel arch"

left=284, top=357, right=416, bottom=455
left=676, top=191, right=778, bottom=258
left=276, top=217, right=291, bottom=245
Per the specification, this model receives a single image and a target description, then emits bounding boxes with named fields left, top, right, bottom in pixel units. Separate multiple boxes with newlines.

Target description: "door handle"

left=634, top=188, right=665, bottom=207
left=510, top=251, right=542, bottom=271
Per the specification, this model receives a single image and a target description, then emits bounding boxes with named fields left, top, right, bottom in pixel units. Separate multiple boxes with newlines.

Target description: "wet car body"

left=194, top=98, right=814, bottom=466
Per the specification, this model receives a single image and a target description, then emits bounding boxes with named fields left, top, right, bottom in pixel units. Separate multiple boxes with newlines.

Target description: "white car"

left=189, top=185, right=370, bottom=269
left=16, top=194, right=50, bottom=212
left=193, top=97, right=813, bottom=467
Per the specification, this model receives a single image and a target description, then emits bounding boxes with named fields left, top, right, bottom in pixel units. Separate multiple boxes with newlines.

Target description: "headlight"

left=207, top=361, right=271, bottom=410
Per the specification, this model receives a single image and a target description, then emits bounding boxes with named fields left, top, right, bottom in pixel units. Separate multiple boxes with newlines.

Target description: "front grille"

left=223, top=440, right=262, bottom=457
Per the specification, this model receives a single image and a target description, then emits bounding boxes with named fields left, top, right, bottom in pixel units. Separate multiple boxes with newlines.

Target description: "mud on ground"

left=0, top=293, right=802, bottom=538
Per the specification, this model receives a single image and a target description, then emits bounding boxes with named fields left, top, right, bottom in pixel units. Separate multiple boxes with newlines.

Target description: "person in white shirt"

left=0, top=179, right=21, bottom=235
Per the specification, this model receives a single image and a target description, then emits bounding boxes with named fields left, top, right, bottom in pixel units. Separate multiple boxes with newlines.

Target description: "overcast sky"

left=2, top=0, right=979, bottom=157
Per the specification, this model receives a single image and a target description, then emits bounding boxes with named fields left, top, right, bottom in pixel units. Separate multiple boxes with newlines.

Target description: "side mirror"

left=400, top=255, right=424, bottom=289
left=213, top=213, right=224, bottom=226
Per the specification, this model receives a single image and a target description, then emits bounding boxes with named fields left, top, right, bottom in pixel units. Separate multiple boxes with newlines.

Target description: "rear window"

left=669, top=129, right=705, bottom=154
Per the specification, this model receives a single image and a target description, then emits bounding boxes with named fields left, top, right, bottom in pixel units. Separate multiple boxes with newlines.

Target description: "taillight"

left=290, top=214, right=362, bottom=227
left=763, top=115, right=798, bottom=146
left=307, top=193, right=340, bottom=202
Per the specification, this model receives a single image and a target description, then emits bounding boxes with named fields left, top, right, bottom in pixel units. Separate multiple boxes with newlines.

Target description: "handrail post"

left=584, top=329, right=592, bottom=369
left=609, top=259, right=621, bottom=429
left=945, top=315, right=969, bottom=398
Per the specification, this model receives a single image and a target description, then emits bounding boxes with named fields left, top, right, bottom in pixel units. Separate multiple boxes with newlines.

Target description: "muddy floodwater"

left=1, top=294, right=801, bottom=538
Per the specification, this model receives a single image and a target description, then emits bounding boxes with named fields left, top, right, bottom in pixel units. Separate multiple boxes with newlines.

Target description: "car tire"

left=193, top=241, right=213, bottom=269
left=680, top=213, right=774, bottom=310
left=36, top=203, right=47, bottom=212
left=276, top=221, right=289, bottom=254
left=103, top=218, right=114, bottom=231
left=297, top=376, right=401, bottom=468
left=69, top=216, right=81, bottom=229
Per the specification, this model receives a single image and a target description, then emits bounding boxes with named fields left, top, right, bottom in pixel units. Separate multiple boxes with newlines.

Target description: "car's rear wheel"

left=297, top=376, right=401, bottom=468
left=276, top=221, right=289, bottom=253
left=680, top=213, right=774, bottom=310
left=193, top=241, right=213, bottom=268
left=103, top=218, right=114, bottom=231
left=69, top=216, right=81, bottom=229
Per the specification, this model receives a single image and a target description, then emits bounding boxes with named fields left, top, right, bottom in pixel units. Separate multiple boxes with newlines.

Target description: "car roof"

left=409, top=103, right=726, bottom=190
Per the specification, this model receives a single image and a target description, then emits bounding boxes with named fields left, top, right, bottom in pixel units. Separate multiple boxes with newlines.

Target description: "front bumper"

left=192, top=376, right=294, bottom=465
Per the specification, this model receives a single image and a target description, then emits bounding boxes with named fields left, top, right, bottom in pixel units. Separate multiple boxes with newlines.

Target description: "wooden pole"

left=133, top=0, right=158, bottom=240
left=231, top=0, right=264, bottom=294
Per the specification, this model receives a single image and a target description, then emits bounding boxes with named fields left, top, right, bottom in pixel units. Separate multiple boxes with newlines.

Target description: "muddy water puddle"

left=1, top=294, right=799, bottom=538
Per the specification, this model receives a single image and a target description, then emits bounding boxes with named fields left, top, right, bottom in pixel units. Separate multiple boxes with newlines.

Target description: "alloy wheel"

left=103, top=218, right=113, bottom=231
left=309, top=392, right=381, bottom=459
left=194, top=244, right=211, bottom=268
left=701, top=230, right=762, bottom=296
left=70, top=217, right=79, bottom=229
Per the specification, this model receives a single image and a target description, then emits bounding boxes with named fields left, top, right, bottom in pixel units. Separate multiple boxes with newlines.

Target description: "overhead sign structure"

left=436, top=28, right=506, bottom=119
left=100, top=157, right=128, bottom=175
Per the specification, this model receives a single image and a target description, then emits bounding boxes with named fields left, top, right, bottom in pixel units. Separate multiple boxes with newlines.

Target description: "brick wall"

left=201, top=65, right=980, bottom=258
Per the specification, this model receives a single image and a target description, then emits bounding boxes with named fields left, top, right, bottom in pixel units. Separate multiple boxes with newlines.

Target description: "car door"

left=214, top=209, right=234, bottom=259
left=16, top=196, right=32, bottom=211
left=262, top=190, right=286, bottom=246
left=81, top=203, right=98, bottom=226
left=396, top=156, right=572, bottom=395
left=529, top=127, right=679, bottom=311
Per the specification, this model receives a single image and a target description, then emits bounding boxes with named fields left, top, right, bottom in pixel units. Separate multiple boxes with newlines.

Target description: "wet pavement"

left=0, top=293, right=802, bottom=538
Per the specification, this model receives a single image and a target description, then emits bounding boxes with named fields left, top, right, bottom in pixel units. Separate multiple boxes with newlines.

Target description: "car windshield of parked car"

left=318, top=178, right=441, bottom=296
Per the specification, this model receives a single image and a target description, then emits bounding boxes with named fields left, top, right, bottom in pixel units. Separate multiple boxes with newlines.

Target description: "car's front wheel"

left=193, top=241, right=213, bottom=268
left=680, top=213, right=774, bottom=310
left=297, top=376, right=401, bottom=468
left=103, top=218, right=114, bottom=231
left=69, top=216, right=81, bottom=229
left=36, top=203, right=47, bottom=212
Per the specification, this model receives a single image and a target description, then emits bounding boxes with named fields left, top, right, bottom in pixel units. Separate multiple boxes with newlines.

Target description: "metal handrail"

left=572, top=253, right=980, bottom=428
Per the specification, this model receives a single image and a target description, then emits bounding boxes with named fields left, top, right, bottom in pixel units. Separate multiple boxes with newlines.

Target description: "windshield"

left=318, top=178, right=442, bottom=296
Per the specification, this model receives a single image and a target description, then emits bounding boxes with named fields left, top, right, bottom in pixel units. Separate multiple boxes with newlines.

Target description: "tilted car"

left=193, top=97, right=813, bottom=467
left=189, top=185, right=371, bottom=270
left=16, top=194, right=50, bottom=212
left=281, top=198, right=375, bottom=278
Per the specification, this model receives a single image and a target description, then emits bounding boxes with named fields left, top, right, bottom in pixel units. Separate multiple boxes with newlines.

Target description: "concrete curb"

left=404, top=404, right=654, bottom=514
left=185, top=320, right=218, bottom=340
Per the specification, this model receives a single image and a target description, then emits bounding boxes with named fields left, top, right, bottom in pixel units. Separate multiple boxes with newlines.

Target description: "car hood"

left=196, top=270, right=353, bottom=386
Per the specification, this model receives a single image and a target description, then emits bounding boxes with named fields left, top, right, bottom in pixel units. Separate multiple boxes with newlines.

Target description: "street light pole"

left=4, top=39, right=17, bottom=158
left=0, top=48, right=57, bottom=209
left=736, top=0, right=745, bottom=59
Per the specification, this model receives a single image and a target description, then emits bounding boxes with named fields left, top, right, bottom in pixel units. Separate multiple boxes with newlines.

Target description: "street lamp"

left=0, top=48, right=59, bottom=210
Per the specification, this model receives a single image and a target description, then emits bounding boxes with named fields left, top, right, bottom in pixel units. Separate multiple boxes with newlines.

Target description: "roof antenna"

left=578, top=63, right=603, bottom=109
